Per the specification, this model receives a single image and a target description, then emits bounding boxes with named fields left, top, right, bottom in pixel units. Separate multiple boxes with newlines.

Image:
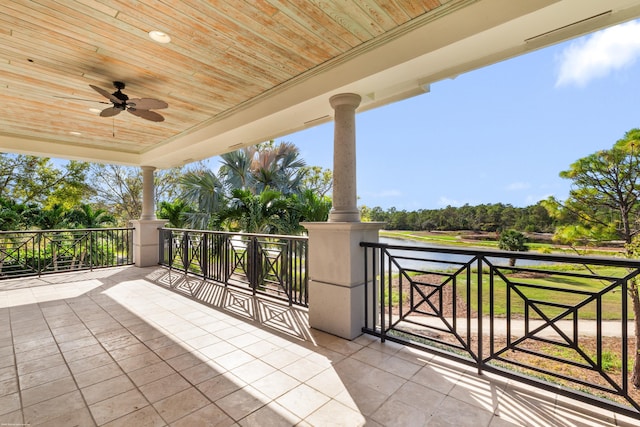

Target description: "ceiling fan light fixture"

left=149, top=30, right=171, bottom=43
left=88, top=108, right=102, bottom=114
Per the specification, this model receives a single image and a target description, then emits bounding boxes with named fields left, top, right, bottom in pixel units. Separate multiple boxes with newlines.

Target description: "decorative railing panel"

left=361, top=241, right=640, bottom=419
left=159, top=228, right=308, bottom=307
left=0, top=228, right=134, bottom=278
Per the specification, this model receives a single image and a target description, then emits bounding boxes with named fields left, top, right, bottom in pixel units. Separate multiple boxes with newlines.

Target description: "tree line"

left=0, top=141, right=332, bottom=234
left=360, top=202, right=555, bottom=233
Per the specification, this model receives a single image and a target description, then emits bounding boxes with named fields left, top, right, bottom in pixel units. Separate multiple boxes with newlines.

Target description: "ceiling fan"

left=88, top=81, right=168, bottom=122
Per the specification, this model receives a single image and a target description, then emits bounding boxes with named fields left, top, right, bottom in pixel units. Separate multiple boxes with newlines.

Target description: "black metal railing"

left=361, top=241, right=640, bottom=418
left=159, top=228, right=308, bottom=307
left=0, top=227, right=134, bottom=278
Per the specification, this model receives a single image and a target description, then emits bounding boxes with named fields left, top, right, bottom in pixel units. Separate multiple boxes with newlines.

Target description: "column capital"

left=330, top=93, right=361, bottom=109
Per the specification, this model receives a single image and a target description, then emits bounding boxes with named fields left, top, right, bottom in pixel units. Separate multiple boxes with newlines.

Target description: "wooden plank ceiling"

left=0, top=0, right=452, bottom=158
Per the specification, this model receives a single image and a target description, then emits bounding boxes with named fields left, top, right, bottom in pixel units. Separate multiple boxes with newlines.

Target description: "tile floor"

left=0, top=266, right=638, bottom=426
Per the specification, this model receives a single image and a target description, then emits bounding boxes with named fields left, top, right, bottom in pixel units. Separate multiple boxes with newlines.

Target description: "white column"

left=140, top=165, right=156, bottom=220
left=302, top=92, right=384, bottom=340
left=131, top=165, right=165, bottom=267
left=328, top=93, right=361, bottom=222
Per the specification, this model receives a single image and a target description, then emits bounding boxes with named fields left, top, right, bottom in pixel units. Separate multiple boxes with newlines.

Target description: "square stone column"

left=303, top=221, right=384, bottom=339
left=130, top=219, right=167, bottom=267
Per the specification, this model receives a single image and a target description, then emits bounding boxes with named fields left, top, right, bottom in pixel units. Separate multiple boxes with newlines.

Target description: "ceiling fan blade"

left=100, top=107, right=122, bottom=117
left=90, top=85, right=120, bottom=103
left=127, top=108, right=164, bottom=122
left=127, top=98, right=168, bottom=110
left=54, top=96, right=110, bottom=104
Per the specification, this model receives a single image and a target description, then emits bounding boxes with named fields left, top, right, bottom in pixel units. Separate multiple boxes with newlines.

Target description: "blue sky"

left=279, top=19, right=640, bottom=211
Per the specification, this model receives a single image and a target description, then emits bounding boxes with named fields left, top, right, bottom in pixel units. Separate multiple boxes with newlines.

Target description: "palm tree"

left=67, top=204, right=115, bottom=229
left=498, top=230, right=529, bottom=266
left=158, top=200, right=191, bottom=228
left=179, top=170, right=226, bottom=229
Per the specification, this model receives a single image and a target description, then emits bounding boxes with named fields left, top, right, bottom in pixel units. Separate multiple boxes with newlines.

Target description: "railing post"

left=477, top=257, right=483, bottom=375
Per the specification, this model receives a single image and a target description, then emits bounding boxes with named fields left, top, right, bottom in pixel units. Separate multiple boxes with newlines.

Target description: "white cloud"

left=506, top=181, right=531, bottom=191
left=556, top=20, right=640, bottom=87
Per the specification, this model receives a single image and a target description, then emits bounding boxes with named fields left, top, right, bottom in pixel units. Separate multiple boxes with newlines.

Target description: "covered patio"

left=1, top=266, right=636, bottom=426
left=3, top=1, right=640, bottom=425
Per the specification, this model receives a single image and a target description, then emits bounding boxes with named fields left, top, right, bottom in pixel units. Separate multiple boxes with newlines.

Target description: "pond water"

left=377, top=236, right=553, bottom=271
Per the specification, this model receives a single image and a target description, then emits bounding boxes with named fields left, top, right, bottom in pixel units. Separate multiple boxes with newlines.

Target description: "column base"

left=302, top=221, right=384, bottom=340
left=130, top=219, right=167, bottom=267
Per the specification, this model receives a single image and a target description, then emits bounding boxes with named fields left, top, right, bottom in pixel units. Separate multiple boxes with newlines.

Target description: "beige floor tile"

left=260, top=347, right=301, bottom=369
left=351, top=346, right=391, bottom=366
left=0, top=392, right=20, bottom=416
left=306, top=369, right=352, bottom=398
left=280, top=357, right=326, bottom=382
left=181, top=361, right=223, bottom=385
left=23, top=390, right=86, bottom=425
left=57, top=335, right=100, bottom=353
left=89, top=388, right=149, bottom=425
left=215, top=349, right=257, bottom=371
left=13, top=336, right=56, bottom=354
left=198, top=340, right=237, bottom=360
left=448, top=372, right=505, bottom=412
left=139, top=372, right=191, bottom=403
left=153, top=387, right=210, bottom=423
left=102, top=405, right=166, bottom=427
left=101, top=334, right=142, bottom=353
left=250, top=370, right=300, bottom=400
left=21, top=375, right=77, bottom=407
left=53, top=327, right=95, bottom=343
left=154, top=343, right=191, bottom=360
left=0, top=409, right=23, bottom=426
left=0, top=366, right=16, bottom=383
left=239, top=401, right=302, bottom=427
left=428, top=396, right=494, bottom=427
left=67, top=351, right=114, bottom=375
left=275, top=384, right=331, bottom=420
left=74, top=362, right=124, bottom=388
left=229, top=359, right=277, bottom=384
left=371, top=399, right=429, bottom=427
left=81, top=374, right=135, bottom=405
left=117, top=350, right=163, bottom=373
left=129, top=361, right=176, bottom=387
left=61, top=343, right=105, bottom=363
left=33, top=406, right=96, bottom=427
left=171, top=403, right=234, bottom=427
left=215, top=385, right=269, bottom=421
left=358, top=367, right=406, bottom=397
left=165, top=351, right=205, bottom=372
left=0, top=377, right=18, bottom=397
left=19, top=363, right=70, bottom=390
left=334, top=384, right=388, bottom=417
left=182, top=333, right=221, bottom=350
left=197, top=372, right=244, bottom=402
left=389, top=380, right=445, bottom=412
left=377, top=354, right=423, bottom=380
left=410, top=362, right=462, bottom=394
left=108, top=342, right=150, bottom=361
left=16, top=352, right=66, bottom=376
left=305, top=399, right=366, bottom=427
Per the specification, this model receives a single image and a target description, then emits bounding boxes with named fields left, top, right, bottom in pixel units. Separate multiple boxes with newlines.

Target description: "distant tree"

left=554, top=128, right=640, bottom=387
left=498, top=230, right=529, bottom=266
left=0, top=154, right=91, bottom=208
left=300, top=166, right=332, bottom=197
